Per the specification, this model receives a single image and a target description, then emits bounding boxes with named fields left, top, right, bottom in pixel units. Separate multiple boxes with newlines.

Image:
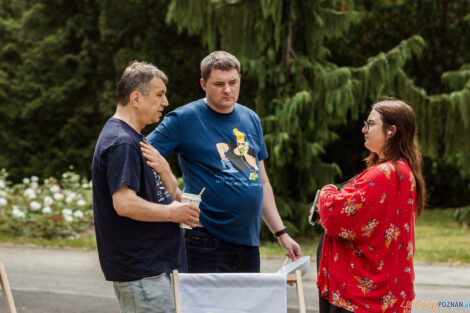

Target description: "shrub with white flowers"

left=0, top=169, right=93, bottom=239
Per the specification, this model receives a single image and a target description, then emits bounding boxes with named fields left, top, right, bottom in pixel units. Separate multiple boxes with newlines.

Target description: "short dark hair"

left=117, top=61, right=168, bottom=106
left=200, top=51, right=240, bottom=81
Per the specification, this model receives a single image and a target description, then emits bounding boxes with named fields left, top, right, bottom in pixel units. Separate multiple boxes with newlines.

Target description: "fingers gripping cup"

left=180, top=193, right=202, bottom=229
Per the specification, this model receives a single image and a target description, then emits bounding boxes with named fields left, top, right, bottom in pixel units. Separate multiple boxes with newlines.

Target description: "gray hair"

left=200, top=51, right=241, bottom=81
left=117, top=61, right=168, bottom=105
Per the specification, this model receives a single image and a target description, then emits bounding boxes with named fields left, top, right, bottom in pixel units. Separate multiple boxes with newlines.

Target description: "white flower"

left=24, top=188, right=35, bottom=195
left=73, top=210, right=84, bottom=218
left=81, top=183, right=89, bottom=189
left=50, top=185, right=60, bottom=193
left=0, top=198, right=7, bottom=207
left=43, top=196, right=53, bottom=206
left=24, top=188, right=36, bottom=200
left=23, top=178, right=30, bottom=184
left=66, top=196, right=74, bottom=203
left=30, top=201, right=41, bottom=211
left=12, top=207, right=25, bottom=218
left=53, top=193, right=64, bottom=201
left=44, top=178, right=50, bottom=184
left=31, top=176, right=39, bottom=182
left=0, top=179, right=5, bottom=189
left=62, top=209, right=72, bottom=216
left=42, top=206, right=52, bottom=214
left=0, top=190, right=6, bottom=197
left=62, top=173, right=69, bottom=178
left=76, top=199, right=86, bottom=207
left=64, top=215, right=73, bottom=222
left=31, top=182, right=38, bottom=189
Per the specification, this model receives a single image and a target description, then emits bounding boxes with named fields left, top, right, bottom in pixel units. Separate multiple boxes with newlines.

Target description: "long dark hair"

left=366, top=99, right=426, bottom=217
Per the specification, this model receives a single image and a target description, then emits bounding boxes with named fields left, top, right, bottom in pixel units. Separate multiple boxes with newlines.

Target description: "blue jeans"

left=113, top=274, right=175, bottom=313
left=184, top=227, right=260, bottom=273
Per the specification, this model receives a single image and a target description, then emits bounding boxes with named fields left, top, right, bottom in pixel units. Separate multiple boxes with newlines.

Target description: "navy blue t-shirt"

left=92, top=118, right=186, bottom=282
left=147, top=99, right=268, bottom=246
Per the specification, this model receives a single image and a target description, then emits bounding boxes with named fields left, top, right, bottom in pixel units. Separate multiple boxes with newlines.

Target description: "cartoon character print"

left=384, top=224, right=401, bottom=248
left=354, top=276, right=377, bottom=294
left=216, top=128, right=259, bottom=180
left=361, top=219, right=379, bottom=238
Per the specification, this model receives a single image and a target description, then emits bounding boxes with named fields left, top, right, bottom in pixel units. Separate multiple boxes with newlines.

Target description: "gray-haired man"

left=92, top=61, right=199, bottom=312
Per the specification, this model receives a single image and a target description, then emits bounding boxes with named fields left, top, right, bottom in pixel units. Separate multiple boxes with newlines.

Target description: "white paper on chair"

left=179, top=273, right=287, bottom=313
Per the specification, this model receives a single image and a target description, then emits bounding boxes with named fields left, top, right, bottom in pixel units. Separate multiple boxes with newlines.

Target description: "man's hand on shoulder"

left=277, top=234, right=302, bottom=261
left=140, top=141, right=171, bottom=175
left=168, top=201, right=200, bottom=228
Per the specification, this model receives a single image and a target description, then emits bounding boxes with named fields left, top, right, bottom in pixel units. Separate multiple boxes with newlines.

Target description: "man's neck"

left=113, top=105, right=143, bottom=133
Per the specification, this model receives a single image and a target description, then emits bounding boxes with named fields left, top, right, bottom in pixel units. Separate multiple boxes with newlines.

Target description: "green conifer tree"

left=166, top=0, right=469, bottom=236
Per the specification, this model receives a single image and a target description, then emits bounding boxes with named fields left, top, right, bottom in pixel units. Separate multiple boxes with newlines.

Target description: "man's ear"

left=129, top=90, right=140, bottom=107
left=200, top=78, right=207, bottom=92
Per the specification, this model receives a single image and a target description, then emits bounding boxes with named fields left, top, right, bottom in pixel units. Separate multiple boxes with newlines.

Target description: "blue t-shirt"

left=147, top=99, right=268, bottom=246
left=92, top=118, right=187, bottom=282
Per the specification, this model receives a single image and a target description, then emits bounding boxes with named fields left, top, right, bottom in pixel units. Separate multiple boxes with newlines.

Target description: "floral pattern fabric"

left=317, top=160, right=416, bottom=313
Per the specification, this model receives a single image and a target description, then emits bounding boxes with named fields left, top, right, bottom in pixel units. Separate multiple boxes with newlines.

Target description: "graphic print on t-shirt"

left=152, top=170, right=171, bottom=203
left=216, top=128, right=260, bottom=181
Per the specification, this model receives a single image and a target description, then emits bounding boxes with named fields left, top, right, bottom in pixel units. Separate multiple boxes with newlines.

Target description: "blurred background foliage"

left=0, top=0, right=468, bottom=238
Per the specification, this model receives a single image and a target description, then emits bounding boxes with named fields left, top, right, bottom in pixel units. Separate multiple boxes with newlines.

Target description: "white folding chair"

left=172, top=270, right=306, bottom=313
left=0, top=263, right=17, bottom=313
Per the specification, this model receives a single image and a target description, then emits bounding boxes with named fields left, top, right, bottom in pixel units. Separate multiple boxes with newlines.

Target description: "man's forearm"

left=261, top=180, right=285, bottom=233
left=113, top=187, right=172, bottom=222
left=159, top=170, right=178, bottom=199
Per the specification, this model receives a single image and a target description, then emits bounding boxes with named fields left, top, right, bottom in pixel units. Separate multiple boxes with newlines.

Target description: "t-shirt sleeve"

left=318, top=165, right=390, bottom=242
left=146, top=112, right=180, bottom=157
left=254, top=114, right=268, bottom=161
left=106, top=143, right=142, bottom=195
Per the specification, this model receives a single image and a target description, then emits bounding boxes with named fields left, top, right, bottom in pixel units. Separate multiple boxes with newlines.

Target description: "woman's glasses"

left=363, top=120, right=382, bottom=131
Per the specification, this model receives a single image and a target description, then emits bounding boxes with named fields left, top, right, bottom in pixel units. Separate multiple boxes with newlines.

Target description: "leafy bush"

left=453, top=205, right=470, bottom=227
left=0, top=169, right=93, bottom=239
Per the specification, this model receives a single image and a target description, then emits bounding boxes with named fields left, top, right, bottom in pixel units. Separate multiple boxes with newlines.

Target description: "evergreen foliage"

left=167, top=0, right=469, bottom=236
left=0, top=0, right=204, bottom=180
left=0, top=0, right=468, bottom=237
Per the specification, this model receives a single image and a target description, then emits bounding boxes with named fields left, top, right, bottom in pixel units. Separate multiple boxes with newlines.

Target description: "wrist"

left=274, top=226, right=288, bottom=238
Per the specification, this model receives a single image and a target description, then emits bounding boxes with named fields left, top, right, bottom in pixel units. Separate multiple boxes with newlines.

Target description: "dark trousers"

left=317, top=234, right=352, bottom=313
left=184, top=227, right=260, bottom=273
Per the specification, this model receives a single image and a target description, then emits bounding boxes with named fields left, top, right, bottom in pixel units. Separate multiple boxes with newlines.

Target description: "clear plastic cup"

left=180, top=192, right=201, bottom=229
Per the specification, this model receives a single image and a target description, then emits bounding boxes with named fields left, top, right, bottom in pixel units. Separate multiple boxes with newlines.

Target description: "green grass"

left=1, top=209, right=469, bottom=264
left=414, top=209, right=470, bottom=264
left=259, top=209, right=470, bottom=264
left=0, top=231, right=97, bottom=249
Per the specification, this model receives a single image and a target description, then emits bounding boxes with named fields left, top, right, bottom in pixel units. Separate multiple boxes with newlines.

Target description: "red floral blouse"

left=317, top=160, right=417, bottom=313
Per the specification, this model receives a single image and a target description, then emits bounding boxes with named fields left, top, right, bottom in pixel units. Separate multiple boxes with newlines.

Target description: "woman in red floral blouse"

left=316, top=100, right=426, bottom=313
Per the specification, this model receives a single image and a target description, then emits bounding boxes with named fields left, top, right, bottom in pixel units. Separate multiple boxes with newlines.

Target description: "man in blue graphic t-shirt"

left=92, top=61, right=200, bottom=313
left=147, top=51, right=302, bottom=273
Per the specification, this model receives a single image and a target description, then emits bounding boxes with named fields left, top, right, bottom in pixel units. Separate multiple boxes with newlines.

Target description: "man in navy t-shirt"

left=92, top=61, right=200, bottom=313
left=147, top=51, right=302, bottom=273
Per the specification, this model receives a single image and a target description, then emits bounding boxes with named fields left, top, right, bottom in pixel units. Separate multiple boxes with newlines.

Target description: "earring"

left=388, top=131, right=393, bottom=135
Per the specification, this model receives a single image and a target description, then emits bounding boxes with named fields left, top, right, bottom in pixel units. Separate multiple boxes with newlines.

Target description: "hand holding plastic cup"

left=180, top=188, right=204, bottom=229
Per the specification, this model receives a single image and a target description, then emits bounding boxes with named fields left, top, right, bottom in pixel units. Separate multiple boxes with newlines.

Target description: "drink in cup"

left=180, top=192, right=202, bottom=229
